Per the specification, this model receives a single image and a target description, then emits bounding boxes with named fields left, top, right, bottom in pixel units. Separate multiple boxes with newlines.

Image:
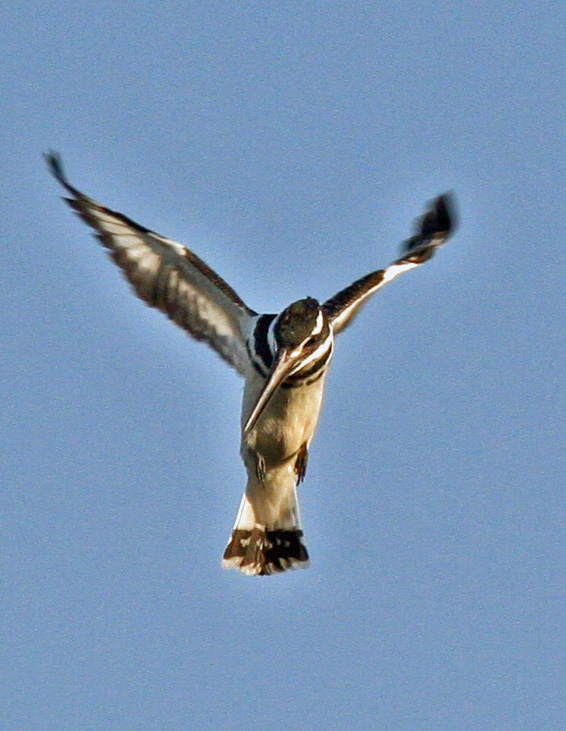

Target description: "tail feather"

left=223, top=527, right=309, bottom=575
left=222, top=493, right=309, bottom=576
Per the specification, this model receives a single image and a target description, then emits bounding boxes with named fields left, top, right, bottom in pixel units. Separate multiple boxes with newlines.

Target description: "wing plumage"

left=323, top=194, right=456, bottom=334
left=45, top=153, right=256, bottom=375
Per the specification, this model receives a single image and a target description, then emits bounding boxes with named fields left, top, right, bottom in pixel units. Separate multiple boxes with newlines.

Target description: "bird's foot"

left=294, top=443, right=309, bottom=484
left=255, top=455, right=266, bottom=486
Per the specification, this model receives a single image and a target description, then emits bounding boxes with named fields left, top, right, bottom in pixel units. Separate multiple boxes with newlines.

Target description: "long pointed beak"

left=244, top=348, right=297, bottom=436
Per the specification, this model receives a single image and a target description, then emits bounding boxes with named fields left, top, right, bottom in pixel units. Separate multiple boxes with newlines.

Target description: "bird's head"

left=274, top=297, right=325, bottom=352
left=244, top=297, right=332, bottom=435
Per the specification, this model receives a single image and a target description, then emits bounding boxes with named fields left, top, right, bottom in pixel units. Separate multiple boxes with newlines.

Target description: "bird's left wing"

left=46, top=153, right=257, bottom=376
left=323, top=194, right=456, bottom=335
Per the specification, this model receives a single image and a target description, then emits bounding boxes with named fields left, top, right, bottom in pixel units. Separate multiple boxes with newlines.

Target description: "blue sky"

left=2, top=2, right=565, bottom=729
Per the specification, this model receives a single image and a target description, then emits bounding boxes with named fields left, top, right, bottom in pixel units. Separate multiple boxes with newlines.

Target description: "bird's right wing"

left=46, top=153, right=257, bottom=376
left=323, top=194, right=456, bottom=334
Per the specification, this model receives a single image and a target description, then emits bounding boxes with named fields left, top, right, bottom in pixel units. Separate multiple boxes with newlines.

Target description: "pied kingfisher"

left=46, top=153, right=456, bottom=576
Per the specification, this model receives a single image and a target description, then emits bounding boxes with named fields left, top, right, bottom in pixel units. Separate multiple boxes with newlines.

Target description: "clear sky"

left=2, top=2, right=565, bottom=729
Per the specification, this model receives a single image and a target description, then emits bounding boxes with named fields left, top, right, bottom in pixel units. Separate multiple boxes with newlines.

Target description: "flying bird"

left=46, top=153, right=456, bottom=576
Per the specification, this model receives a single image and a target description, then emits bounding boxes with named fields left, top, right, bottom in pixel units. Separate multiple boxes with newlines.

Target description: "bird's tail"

left=221, top=492, right=309, bottom=576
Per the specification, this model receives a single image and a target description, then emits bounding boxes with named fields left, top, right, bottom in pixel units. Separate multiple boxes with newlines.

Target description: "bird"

left=45, top=152, right=456, bottom=576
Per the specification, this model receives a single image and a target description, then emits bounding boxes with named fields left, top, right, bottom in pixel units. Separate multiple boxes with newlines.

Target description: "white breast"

left=241, top=368, right=329, bottom=464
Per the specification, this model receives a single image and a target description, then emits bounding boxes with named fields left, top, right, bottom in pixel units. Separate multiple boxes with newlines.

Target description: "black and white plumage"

left=46, top=152, right=456, bottom=576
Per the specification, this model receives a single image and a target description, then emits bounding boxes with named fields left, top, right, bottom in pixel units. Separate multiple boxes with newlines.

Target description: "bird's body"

left=46, top=153, right=456, bottom=576
left=226, top=318, right=332, bottom=573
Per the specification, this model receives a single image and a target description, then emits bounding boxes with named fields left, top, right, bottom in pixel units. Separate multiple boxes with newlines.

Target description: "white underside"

left=229, top=363, right=329, bottom=530
left=230, top=486, right=302, bottom=532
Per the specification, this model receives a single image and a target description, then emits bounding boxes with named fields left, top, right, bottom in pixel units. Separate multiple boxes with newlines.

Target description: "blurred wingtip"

left=434, top=191, right=457, bottom=236
left=402, top=191, right=458, bottom=254
left=44, top=150, right=66, bottom=183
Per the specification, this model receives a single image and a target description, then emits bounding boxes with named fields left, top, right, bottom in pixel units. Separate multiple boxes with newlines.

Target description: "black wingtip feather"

left=402, top=192, right=457, bottom=254
left=44, top=150, right=79, bottom=199
left=431, top=192, right=457, bottom=237
left=44, top=150, right=65, bottom=181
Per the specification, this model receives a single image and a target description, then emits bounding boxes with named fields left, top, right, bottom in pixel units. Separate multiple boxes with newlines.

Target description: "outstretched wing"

left=46, top=153, right=257, bottom=376
left=323, top=194, right=456, bottom=334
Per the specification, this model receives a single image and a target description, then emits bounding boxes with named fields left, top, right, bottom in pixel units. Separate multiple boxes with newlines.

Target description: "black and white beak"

left=244, top=347, right=301, bottom=435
